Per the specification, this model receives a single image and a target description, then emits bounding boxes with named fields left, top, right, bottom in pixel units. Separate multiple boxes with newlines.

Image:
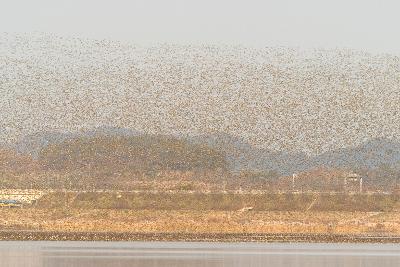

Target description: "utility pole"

left=64, top=184, right=68, bottom=207
left=292, top=173, right=297, bottom=192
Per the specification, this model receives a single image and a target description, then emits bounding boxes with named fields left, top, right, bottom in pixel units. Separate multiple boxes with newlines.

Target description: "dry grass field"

left=0, top=191, right=399, bottom=236
left=0, top=208, right=399, bottom=235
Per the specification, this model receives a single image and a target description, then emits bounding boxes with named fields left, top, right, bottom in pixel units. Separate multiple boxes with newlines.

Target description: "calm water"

left=1, top=241, right=400, bottom=267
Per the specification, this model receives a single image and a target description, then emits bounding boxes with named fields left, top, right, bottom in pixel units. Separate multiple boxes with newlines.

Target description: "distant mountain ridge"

left=187, top=134, right=400, bottom=174
left=12, top=128, right=400, bottom=175
left=312, top=138, right=400, bottom=171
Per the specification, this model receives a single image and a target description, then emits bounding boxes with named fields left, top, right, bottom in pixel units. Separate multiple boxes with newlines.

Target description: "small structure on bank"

left=344, top=172, right=363, bottom=193
left=0, top=199, right=22, bottom=208
left=0, top=189, right=44, bottom=204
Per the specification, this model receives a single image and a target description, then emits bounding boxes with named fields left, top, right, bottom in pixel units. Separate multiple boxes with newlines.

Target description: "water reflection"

left=1, top=242, right=400, bottom=267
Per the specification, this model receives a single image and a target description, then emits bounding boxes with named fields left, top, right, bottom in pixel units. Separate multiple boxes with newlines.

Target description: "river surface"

left=1, top=241, right=400, bottom=267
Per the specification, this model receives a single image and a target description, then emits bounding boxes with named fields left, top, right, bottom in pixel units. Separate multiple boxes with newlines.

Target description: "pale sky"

left=1, top=0, right=399, bottom=53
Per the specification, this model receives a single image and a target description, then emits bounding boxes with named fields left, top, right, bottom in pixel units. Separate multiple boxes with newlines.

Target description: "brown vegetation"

left=33, top=192, right=400, bottom=212
left=1, top=208, right=399, bottom=235
left=0, top=191, right=399, bottom=237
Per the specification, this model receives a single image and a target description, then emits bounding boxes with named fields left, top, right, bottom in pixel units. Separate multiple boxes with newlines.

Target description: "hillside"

left=39, top=135, right=227, bottom=173
left=0, top=148, right=38, bottom=174
left=0, top=148, right=39, bottom=188
left=14, top=129, right=400, bottom=174
left=13, top=126, right=141, bottom=158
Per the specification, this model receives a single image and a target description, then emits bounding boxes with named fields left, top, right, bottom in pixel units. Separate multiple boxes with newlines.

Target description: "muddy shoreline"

left=0, top=231, right=399, bottom=243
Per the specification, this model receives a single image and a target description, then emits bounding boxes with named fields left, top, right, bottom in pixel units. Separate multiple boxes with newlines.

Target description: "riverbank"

left=1, top=192, right=399, bottom=242
left=0, top=208, right=399, bottom=236
left=1, top=231, right=400, bottom=243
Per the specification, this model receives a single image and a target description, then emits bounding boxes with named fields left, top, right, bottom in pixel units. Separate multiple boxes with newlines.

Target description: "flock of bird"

left=1, top=32, right=400, bottom=155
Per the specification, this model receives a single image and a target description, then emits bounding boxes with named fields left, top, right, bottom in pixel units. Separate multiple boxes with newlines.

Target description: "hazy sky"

left=1, top=0, right=400, bottom=53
